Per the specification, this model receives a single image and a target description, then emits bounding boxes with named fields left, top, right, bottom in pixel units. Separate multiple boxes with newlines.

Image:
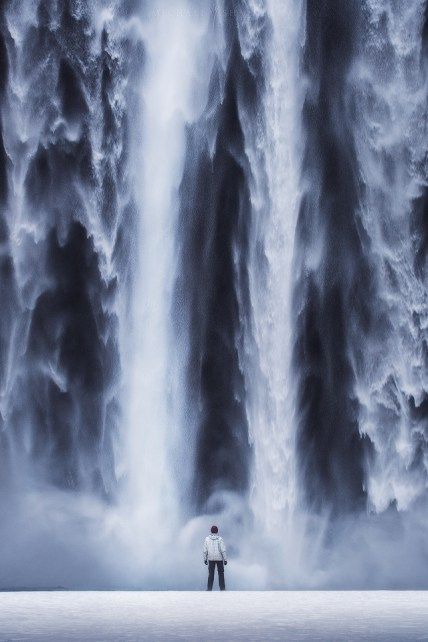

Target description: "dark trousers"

left=207, top=560, right=225, bottom=591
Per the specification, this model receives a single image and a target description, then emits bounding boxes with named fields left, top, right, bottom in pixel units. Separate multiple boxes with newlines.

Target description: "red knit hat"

left=211, top=525, right=218, bottom=534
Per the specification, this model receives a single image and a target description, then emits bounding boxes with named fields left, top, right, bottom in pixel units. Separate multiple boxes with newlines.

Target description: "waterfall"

left=0, top=0, right=427, bottom=589
left=0, top=1, right=133, bottom=496
left=122, top=0, right=213, bottom=552
left=237, top=0, right=305, bottom=536
left=350, top=0, right=428, bottom=513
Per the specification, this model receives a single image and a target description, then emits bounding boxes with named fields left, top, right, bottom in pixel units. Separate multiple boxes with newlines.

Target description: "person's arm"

left=203, top=538, right=208, bottom=564
left=220, top=538, right=227, bottom=563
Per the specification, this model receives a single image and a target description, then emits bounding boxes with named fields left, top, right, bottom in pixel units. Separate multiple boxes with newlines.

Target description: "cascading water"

left=236, top=0, right=305, bottom=536
left=0, top=0, right=140, bottom=587
left=350, top=0, right=428, bottom=513
left=0, top=0, right=427, bottom=589
left=122, top=0, right=213, bottom=555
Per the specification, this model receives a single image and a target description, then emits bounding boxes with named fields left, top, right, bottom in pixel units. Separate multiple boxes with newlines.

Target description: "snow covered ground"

left=0, top=591, right=427, bottom=641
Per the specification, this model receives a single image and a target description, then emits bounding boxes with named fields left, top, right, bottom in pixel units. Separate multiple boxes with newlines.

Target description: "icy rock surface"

left=0, top=591, right=427, bottom=641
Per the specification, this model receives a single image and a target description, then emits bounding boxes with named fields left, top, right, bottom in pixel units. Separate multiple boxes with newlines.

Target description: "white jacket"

left=203, top=534, right=227, bottom=562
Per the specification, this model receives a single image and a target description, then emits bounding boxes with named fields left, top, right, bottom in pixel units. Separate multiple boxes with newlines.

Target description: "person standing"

left=203, top=525, right=227, bottom=591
